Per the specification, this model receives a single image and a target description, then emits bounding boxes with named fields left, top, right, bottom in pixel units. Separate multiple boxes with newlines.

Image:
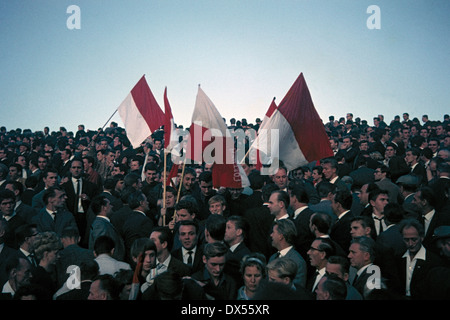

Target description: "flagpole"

left=173, top=159, right=186, bottom=225
left=162, top=149, right=168, bottom=226
left=101, top=108, right=118, bottom=131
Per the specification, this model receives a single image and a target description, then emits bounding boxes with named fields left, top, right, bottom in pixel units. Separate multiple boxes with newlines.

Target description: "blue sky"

left=1, top=0, right=449, bottom=134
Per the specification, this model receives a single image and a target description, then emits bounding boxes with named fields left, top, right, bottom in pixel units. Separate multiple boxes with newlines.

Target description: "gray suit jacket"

left=89, top=216, right=126, bottom=262
left=269, top=246, right=307, bottom=288
left=32, top=207, right=79, bottom=237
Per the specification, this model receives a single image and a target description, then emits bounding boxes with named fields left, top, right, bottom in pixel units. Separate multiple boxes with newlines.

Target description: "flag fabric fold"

left=250, top=73, right=333, bottom=171
left=186, top=87, right=250, bottom=189
left=118, top=75, right=165, bottom=149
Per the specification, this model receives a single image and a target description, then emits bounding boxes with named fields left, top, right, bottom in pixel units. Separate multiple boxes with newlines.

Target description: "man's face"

left=402, top=226, right=423, bottom=256
left=142, top=249, right=157, bottom=272
left=272, top=169, right=288, bottom=189
left=0, top=197, right=15, bottom=216
left=307, top=239, right=325, bottom=268
left=209, top=202, right=225, bottom=215
left=329, top=139, right=338, bottom=150
left=179, top=225, right=198, bottom=250
left=270, top=225, right=282, bottom=248
left=370, top=194, right=389, bottom=214
left=342, top=138, right=351, bottom=149
left=436, top=238, right=450, bottom=259
left=428, top=140, right=439, bottom=153
left=43, top=172, right=58, bottom=188
left=200, top=180, right=213, bottom=197
left=70, top=161, right=83, bottom=179
left=183, top=174, right=195, bottom=190
left=130, top=161, right=140, bottom=172
left=14, top=259, right=33, bottom=288
left=228, top=188, right=243, bottom=200
left=373, top=168, right=383, bottom=181
left=385, top=146, right=396, bottom=159
left=412, top=191, right=425, bottom=211
left=326, top=263, right=347, bottom=281
left=38, top=157, right=48, bottom=170
left=350, top=221, right=370, bottom=238
left=321, top=163, right=335, bottom=180
left=420, top=129, right=429, bottom=138
left=203, top=255, right=226, bottom=280
left=16, top=156, right=27, bottom=167
left=145, top=170, right=158, bottom=183
left=50, top=190, right=67, bottom=209
left=150, top=231, right=165, bottom=254
left=175, top=208, right=195, bottom=222
left=348, top=243, right=368, bottom=270
left=268, top=193, right=282, bottom=217
left=404, top=151, right=417, bottom=166
left=224, top=220, right=238, bottom=244
left=8, top=167, right=19, bottom=180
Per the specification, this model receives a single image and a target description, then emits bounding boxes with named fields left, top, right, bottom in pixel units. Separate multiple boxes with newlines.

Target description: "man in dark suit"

left=348, top=236, right=381, bottom=298
left=122, top=190, right=155, bottom=263
left=61, top=158, right=100, bottom=247
left=31, top=168, right=59, bottom=211
left=172, top=220, right=204, bottom=275
left=288, top=182, right=315, bottom=261
left=243, top=184, right=278, bottom=261
left=383, top=143, right=410, bottom=183
left=55, top=226, right=96, bottom=289
left=196, top=171, right=217, bottom=221
left=31, top=186, right=79, bottom=237
left=223, top=215, right=251, bottom=287
left=4, top=181, right=37, bottom=225
left=183, top=241, right=237, bottom=300
left=395, top=218, right=443, bottom=299
left=308, top=181, right=336, bottom=223
left=88, top=195, right=125, bottom=262
left=413, top=186, right=450, bottom=254
left=150, top=226, right=192, bottom=279
left=405, top=147, right=427, bottom=186
left=374, top=165, right=402, bottom=204
left=330, top=189, right=355, bottom=256
left=321, top=158, right=348, bottom=192
left=0, top=189, right=26, bottom=249
left=0, top=219, right=19, bottom=288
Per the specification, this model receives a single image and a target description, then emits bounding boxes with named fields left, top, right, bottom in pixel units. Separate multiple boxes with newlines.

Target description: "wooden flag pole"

left=173, top=159, right=186, bottom=224
left=162, top=149, right=168, bottom=226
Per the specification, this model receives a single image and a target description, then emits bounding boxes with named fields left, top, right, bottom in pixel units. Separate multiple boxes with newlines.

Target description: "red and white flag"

left=250, top=73, right=333, bottom=171
left=118, top=75, right=165, bottom=149
left=259, top=97, right=278, bottom=132
left=186, top=86, right=249, bottom=189
left=163, top=87, right=179, bottom=152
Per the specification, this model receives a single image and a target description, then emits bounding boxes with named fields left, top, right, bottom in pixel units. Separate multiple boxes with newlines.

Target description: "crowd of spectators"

left=0, top=111, right=449, bottom=301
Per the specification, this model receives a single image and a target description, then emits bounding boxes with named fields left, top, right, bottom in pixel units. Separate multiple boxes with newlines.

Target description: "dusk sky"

left=1, top=0, right=449, bottom=134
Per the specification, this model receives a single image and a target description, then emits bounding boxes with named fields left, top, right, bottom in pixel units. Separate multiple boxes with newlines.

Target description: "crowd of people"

left=0, top=111, right=449, bottom=301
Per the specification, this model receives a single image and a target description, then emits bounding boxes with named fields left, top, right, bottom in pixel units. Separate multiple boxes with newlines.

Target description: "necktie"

left=374, top=217, right=384, bottom=234
left=29, top=253, right=37, bottom=267
left=76, top=179, right=82, bottom=213
left=275, top=251, right=281, bottom=259
left=187, top=251, right=193, bottom=266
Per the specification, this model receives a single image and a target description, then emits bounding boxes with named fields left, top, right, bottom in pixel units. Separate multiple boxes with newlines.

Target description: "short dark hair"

left=94, top=235, right=115, bottom=254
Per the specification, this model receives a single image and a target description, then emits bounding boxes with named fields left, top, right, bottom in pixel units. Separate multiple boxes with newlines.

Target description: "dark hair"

left=90, top=195, right=109, bottom=215
left=205, top=214, right=226, bottom=241
left=94, top=235, right=115, bottom=255
left=333, top=189, right=353, bottom=210
left=152, top=226, right=173, bottom=252
left=321, top=273, right=347, bottom=300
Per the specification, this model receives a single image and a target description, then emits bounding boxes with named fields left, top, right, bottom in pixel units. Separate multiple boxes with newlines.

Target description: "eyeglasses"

left=309, top=246, right=323, bottom=252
